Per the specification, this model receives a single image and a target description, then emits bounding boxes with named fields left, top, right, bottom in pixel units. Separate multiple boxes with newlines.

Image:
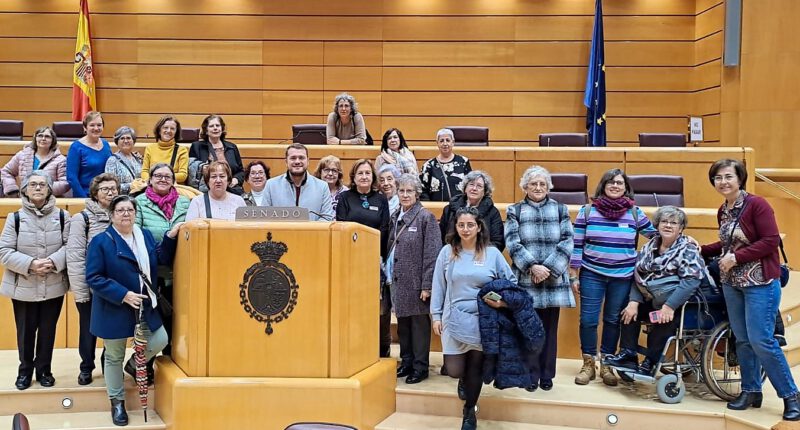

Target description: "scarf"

left=145, top=186, right=179, bottom=220
left=115, top=225, right=158, bottom=309
left=635, top=235, right=704, bottom=289
left=591, top=196, right=634, bottom=220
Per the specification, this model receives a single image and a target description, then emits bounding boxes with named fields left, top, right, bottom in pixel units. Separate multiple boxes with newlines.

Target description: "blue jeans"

left=724, top=280, right=798, bottom=398
left=578, top=269, right=632, bottom=356
left=103, top=324, right=168, bottom=401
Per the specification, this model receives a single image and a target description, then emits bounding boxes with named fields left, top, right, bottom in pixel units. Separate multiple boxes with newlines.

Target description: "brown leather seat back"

left=628, top=175, right=684, bottom=207
left=0, top=120, right=23, bottom=141
left=638, top=133, right=686, bottom=147
left=549, top=173, right=589, bottom=205
left=538, top=133, right=588, bottom=147
left=446, top=126, right=489, bottom=146
left=291, top=124, right=327, bottom=145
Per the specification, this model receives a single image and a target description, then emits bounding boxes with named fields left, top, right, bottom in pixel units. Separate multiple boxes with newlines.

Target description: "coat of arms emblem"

left=239, top=232, right=299, bottom=335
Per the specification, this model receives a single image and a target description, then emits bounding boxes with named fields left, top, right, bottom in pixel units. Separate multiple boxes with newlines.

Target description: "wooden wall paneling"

left=322, top=91, right=382, bottom=115
left=101, top=65, right=263, bottom=90
left=383, top=92, right=513, bottom=116
left=134, top=40, right=264, bottom=65
left=695, top=32, right=723, bottom=65
left=263, top=66, right=323, bottom=91
left=701, top=114, right=721, bottom=143
left=694, top=87, right=721, bottom=116
left=605, top=41, right=695, bottom=67
left=262, top=41, right=323, bottom=66
left=383, top=17, right=515, bottom=41
left=0, top=38, right=73, bottom=62
left=0, top=88, right=71, bottom=111
left=694, top=60, right=721, bottom=91
left=736, top=112, right=800, bottom=168
left=0, top=0, right=266, bottom=14
left=695, top=2, right=725, bottom=39
left=0, top=63, right=71, bottom=87
left=323, top=67, right=382, bottom=92
left=383, top=42, right=515, bottom=66
left=605, top=93, right=691, bottom=117
left=119, top=15, right=263, bottom=41
left=262, top=17, right=383, bottom=41
left=98, top=89, right=263, bottom=115
left=385, top=116, right=516, bottom=142
left=607, top=67, right=693, bottom=92
left=606, top=117, right=692, bottom=144
left=0, top=13, right=74, bottom=37
left=262, top=91, right=324, bottom=115
left=696, top=0, right=724, bottom=14
left=516, top=16, right=694, bottom=42
left=379, top=0, right=694, bottom=16
left=261, top=115, right=326, bottom=141
left=262, top=0, right=385, bottom=16
left=323, top=42, right=383, bottom=66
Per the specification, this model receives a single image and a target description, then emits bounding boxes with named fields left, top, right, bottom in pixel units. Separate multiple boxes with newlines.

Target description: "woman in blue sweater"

left=570, top=169, right=656, bottom=387
left=67, top=111, right=112, bottom=197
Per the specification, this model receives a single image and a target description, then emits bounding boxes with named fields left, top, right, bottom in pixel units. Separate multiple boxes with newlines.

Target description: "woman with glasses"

left=326, top=92, right=367, bottom=145
left=505, top=166, right=574, bottom=392
left=335, top=159, right=391, bottom=356
left=570, top=168, right=656, bottom=387
left=2, top=126, right=70, bottom=198
left=419, top=128, right=472, bottom=202
left=104, top=126, right=143, bottom=195
left=66, top=173, right=120, bottom=386
left=314, top=155, right=348, bottom=213
left=439, top=170, right=504, bottom=251
left=700, top=159, right=799, bottom=420
left=431, top=207, right=516, bottom=430
left=86, top=195, right=180, bottom=426
left=0, top=171, right=69, bottom=390
left=186, top=161, right=246, bottom=221
left=242, top=161, right=270, bottom=207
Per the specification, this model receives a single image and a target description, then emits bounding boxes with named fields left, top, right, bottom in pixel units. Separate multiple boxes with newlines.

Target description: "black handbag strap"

left=169, top=144, right=179, bottom=168
left=779, top=238, right=789, bottom=264
left=725, top=197, right=750, bottom=253
left=203, top=192, right=212, bottom=219
left=114, top=153, right=136, bottom=178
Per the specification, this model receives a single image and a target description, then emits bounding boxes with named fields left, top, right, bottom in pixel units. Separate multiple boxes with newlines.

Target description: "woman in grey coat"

left=389, top=174, right=442, bottom=384
left=0, top=171, right=70, bottom=390
left=66, top=173, right=119, bottom=385
left=505, top=165, right=574, bottom=391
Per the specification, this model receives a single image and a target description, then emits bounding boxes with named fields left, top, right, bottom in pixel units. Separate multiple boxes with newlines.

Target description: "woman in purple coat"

left=388, top=173, right=442, bottom=384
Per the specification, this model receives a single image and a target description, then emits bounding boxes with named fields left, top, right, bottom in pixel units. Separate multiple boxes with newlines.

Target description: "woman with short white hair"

left=419, top=128, right=472, bottom=201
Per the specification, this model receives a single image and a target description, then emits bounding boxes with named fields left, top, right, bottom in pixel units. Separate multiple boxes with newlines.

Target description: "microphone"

left=547, top=136, right=551, bottom=147
left=309, top=210, right=335, bottom=221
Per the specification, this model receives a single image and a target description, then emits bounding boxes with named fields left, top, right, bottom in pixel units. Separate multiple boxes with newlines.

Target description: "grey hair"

left=519, top=165, right=553, bottom=191
left=652, top=205, right=687, bottom=230
left=332, top=92, right=359, bottom=115
left=458, top=170, right=493, bottom=198
left=396, top=173, right=423, bottom=196
left=436, top=128, right=454, bottom=141
left=113, top=126, right=137, bottom=145
left=20, top=170, right=54, bottom=195
left=377, top=164, right=401, bottom=180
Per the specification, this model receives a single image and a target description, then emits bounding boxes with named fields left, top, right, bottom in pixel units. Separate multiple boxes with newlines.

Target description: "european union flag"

left=584, top=0, right=606, bottom=147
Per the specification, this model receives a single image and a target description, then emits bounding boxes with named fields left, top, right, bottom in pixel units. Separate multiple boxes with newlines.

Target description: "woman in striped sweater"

left=569, top=169, right=656, bottom=386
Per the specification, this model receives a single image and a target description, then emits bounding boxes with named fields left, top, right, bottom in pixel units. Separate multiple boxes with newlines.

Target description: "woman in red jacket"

left=701, top=158, right=799, bottom=421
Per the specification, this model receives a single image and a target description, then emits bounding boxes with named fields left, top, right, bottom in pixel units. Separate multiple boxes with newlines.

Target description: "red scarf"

left=145, top=186, right=179, bottom=220
left=591, top=196, right=634, bottom=220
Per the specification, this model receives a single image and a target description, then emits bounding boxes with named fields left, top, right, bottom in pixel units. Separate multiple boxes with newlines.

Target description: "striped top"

left=570, top=205, right=656, bottom=278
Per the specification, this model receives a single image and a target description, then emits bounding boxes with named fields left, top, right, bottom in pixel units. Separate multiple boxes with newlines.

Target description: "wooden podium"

left=155, top=220, right=396, bottom=430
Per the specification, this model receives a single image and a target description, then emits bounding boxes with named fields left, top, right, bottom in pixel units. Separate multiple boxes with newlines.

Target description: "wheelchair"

left=607, top=288, right=766, bottom=404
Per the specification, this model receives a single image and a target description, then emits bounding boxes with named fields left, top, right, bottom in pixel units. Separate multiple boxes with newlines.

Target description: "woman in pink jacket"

left=1, top=127, right=70, bottom=197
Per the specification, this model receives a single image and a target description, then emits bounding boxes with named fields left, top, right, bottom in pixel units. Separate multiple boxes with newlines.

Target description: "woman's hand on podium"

left=167, top=222, right=185, bottom=239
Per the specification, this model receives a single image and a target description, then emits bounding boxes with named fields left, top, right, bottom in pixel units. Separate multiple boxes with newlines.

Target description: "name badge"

left=368, top=206, right=379, bottom=211
left=473, top=260, right=484, bottom=267
left=618, top=223, right=629, bottom=228
left=408, top=227, right=417, bottom=232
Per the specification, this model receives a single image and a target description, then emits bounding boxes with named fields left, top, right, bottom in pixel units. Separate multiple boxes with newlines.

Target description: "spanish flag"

left=72, top=0, right=96, bottom=120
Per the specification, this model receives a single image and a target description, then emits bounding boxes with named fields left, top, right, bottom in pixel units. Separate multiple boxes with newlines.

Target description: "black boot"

left=110, top=399, right=128, bottom=426
left=783, top=394, right=800, bottom=421
left=461, top=405, right=477, bottom=430
left=638, top=358, right=655, bottom=377
left=727, top=391, right=763, bottom=410
left=457, top=378, right=466, bottom=400
left=602, top=349, right=638, bottom=370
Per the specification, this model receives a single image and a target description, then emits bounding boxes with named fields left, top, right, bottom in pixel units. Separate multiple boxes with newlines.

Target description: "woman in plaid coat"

left=504, top=165, right=574, bottom=391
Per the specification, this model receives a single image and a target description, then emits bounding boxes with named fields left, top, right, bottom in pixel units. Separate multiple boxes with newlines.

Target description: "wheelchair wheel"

left=657, top=374, right=686, bottom=404
left=660, top=337, right=703, bottom=377
left=700, top=321, right=766, bottom=402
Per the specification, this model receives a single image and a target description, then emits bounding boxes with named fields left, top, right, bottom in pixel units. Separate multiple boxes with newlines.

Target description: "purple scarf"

left=591, top=196, right=635, bottom=220
left=145, top=186, right=179, bottom=220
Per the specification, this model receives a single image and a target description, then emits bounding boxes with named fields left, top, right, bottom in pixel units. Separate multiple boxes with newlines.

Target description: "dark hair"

left=89, top=173, right=120, bottom=201
left=348, top=159, right=377, bottom=192
left=593, top=168, right=634, bottom=199
left=445, top=207, right=490, bottom=261
left=29, top=126, right=58, bottom=152
left=380, top=128, right=408, bottom=152
left=149, top=162, right=176, bottom=185
left=245, top=161, right=270, bottom=181
left=153, top=115, right=182, bottom=142
left=285, top=142, right=308, bottom=158
left=109, top=195, right=137, bottom=213
left=200, top=114, right=227, bottom=141
left=708, top=158, right=747, bottom=190
left=203, top=161, right=232, bottom=186
left=82, top=111, right=104, bottom=128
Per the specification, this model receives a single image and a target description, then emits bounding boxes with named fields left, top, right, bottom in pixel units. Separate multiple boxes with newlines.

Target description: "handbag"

left=135, top=264, right=173, bottom=318
left=779, top=239, right=790, bottom=288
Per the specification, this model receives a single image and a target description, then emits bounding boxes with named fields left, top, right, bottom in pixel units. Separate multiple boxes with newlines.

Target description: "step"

left=782, top=321, right=800, bottom=367
left=780, top=273, right=800, bottom=329
left=0, top=410, right=165, bottom=430
left=376, top=412, right=592, bottom=430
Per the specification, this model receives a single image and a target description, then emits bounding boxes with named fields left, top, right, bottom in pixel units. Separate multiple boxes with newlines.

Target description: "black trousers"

left=397, top=314, right=431, bottom=373
left=379, top=283, right=392, bottom=358
left=160, top=281, right=173, bottom=356
left=75, top=298, right=97, bottom=373
left=12, top=296, right=64, bottom=377
left=619, top=301, right=679, bottom=363
left=531, top=307, right=560, bottom=382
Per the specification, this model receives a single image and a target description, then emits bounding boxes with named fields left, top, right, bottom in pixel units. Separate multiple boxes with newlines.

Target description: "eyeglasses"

left=249, top=171, right=266, bottom=178
left=466, top=182, right=485, bottom=190
left=114, top=208, right=135, bottom=214
left=360, top=194, right=370, bottom=209
left=456, top=222, right=478, bottom=230
left=659, top=220, right=680, bottom=227
left=713, top=175, right=737, bottom=183
left=98, top=186, right=117, bottom=194
left=153, top=174, right=173, bottom=181
left=528, top=182, right=548, bottom=189
left=397, top=189, right=416, bottom=196
left=322, top=168, right=339, bottom=175
left=27, top=182, right=48, bottom=189
left=607, top=180, right=625, bottom=186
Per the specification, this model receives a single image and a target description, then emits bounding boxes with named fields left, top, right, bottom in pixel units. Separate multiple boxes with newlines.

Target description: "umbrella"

left=133, top=307, right=149, bottom=422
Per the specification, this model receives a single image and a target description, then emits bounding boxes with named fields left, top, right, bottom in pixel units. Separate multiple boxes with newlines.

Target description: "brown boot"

left=574, top=354, right=596, bottom=385
left=599, top=356, right=618, bottom=386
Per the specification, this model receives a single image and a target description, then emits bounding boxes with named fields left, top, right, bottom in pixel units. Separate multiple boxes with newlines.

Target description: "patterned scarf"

left=145, top=186, right=179, bottom=220
left=635, top=234, right=705, bottom=288
left=591, top=196, right=634, bottom=220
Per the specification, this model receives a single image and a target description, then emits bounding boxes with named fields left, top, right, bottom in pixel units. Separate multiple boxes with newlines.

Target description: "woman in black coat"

left=439, top=170, right=504, bottom=251
left=188, top=115, right=244, bottom=195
